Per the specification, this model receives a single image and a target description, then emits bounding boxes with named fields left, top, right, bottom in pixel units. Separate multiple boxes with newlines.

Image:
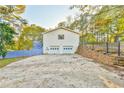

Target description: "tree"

left=0, top=22, right=16, bottom=58
left=0, top=5, right=27, bottom=31
left=0, top=5, right=27, bottom=51
left=17, top=24, right=46, bottom=50
left=70, top=5, right=124, bottom=43
left=69, top=5, right=102, bottom=44
left=92, top=6, right=124, bottom=43
left=58, top=21, right=67, bottom=28
left=70, top=5, right=102, bottom=30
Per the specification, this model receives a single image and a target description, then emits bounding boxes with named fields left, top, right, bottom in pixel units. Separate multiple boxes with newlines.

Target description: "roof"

left=42, top=27, right=80, bottom=35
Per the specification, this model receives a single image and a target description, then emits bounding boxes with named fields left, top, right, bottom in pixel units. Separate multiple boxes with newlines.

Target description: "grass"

left=0, top=57, right=27, bottom=68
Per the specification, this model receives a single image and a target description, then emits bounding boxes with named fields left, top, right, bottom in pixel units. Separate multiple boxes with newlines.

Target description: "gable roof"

left=42, top=27, right=80, bottom=35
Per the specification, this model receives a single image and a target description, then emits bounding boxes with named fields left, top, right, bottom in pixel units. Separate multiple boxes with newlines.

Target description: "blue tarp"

left=0, top=41, right=43, bottom=59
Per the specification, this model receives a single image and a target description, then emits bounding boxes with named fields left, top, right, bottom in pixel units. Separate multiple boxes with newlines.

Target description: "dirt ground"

left=0, top=54, right=124, bottom=88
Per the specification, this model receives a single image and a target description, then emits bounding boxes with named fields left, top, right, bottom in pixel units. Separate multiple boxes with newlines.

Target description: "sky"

left=21, top=5, right=79, bottom=29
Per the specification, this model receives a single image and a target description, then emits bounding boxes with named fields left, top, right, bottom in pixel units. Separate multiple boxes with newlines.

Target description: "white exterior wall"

left=43, top=29, right=79, bottom=54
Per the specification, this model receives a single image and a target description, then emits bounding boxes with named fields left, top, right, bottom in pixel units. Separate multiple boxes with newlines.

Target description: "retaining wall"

left=77, top=45, right=115, bottom=65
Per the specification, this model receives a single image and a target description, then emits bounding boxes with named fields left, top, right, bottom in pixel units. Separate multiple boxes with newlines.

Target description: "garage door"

left=63, top=46, right=73, bottom=54
left=49, top=46, right=60, bottom=54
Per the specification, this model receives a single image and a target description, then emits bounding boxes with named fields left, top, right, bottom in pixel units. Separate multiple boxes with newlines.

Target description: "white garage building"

left=43, top=27, right=79, bottom=54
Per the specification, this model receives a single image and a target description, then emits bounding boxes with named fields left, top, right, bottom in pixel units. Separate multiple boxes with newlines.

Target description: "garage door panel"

left=49, top=46, right=60, bottom=54
left=63, top=46, right=73, bottom=54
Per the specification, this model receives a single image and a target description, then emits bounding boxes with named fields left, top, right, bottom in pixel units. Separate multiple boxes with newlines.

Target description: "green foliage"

left=0, top=5, right=27, bottom=31
left=17, top=24, right=46, bottom=50
left=85, top=33, right=96, bottom=43
left=70, top=5, right=124, bottom=43
left=120, top=36, right=124, bottom=41
left=117, top=18, right=124, bottom=33
left=0, top=5, right=26, bottom=16
left=0, top=22, right=16, bottom=58
left=58, top=21, right=66, bottom=28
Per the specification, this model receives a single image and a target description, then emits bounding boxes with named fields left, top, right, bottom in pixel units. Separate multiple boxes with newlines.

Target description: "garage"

left=43, top=27, right=79, bottom=54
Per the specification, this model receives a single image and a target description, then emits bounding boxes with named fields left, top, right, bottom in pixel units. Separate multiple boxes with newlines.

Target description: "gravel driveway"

left=0, top=54, right=124, bottom=88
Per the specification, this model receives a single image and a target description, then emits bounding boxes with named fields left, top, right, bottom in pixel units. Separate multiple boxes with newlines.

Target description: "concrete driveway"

left=0, top=54, right=124, bottom=88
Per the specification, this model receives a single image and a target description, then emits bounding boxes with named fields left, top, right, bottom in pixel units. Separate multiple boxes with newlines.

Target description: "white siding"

left=43, top=28, right=79, bottom=54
